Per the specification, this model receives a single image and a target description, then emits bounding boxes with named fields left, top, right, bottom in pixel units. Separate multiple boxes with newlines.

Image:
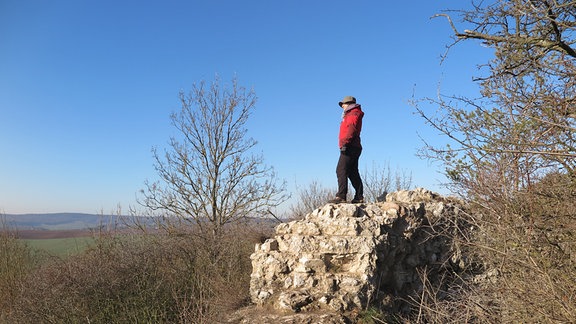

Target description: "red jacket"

left=338, top=104, right=364, bottom=149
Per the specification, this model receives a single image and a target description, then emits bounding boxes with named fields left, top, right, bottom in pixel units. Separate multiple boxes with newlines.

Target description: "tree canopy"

left=140, top=77, right=287, bottom=238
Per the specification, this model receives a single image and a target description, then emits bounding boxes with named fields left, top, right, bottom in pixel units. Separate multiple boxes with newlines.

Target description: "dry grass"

left=400, top=172, right=576, bottom=323
left=0, top=224, right=36, bottom=322
left=1, top=222, right=271, bottom=323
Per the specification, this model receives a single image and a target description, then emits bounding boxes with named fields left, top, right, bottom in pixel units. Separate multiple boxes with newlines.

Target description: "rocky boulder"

left=230, top=188, right=467, bottom=323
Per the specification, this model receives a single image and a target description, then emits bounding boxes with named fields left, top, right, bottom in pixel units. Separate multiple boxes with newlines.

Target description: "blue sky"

left=0, top=1, right=491, bottom=214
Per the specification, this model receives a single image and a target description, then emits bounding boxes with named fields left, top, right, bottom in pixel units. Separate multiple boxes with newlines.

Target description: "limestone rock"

left=226, top=306, right=350, bottom=323
left=242, top=188, right=466, bottom=321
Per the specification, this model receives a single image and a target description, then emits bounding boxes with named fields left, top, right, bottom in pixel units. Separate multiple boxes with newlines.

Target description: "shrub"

left=0, top=225, right=35, bottom=321
left=6, top=223, right=267, bottom=323
left=402, top=172, right=576, bottom=322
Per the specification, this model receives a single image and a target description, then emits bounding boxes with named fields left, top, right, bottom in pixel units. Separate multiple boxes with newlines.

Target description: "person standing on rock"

left=328, top=96, right=364, bottom=204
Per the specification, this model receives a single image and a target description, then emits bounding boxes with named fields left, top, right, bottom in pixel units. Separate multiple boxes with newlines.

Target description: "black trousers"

left=335, top=146, right=363, bottom=200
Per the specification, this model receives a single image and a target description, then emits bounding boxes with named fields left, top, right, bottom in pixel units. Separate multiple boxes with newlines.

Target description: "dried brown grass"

left=0, top=223, right=36, bottom=322
left=402, top=172, right=576, bottom=323
left=1, top=221, right=272, bottom=323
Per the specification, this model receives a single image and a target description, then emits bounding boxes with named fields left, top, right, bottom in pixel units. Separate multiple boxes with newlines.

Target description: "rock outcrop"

left=229, top=188, right=467, bottom=323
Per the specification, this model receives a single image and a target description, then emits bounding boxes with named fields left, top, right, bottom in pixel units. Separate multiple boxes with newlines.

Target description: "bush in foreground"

left=4, top=224, right=269, bottom=323
left=0, top=225, right=36, bottom=322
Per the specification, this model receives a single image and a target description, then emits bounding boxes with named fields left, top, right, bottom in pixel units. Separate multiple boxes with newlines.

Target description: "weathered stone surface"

left=235, top=188, right=466, bottom=322
left=386, top=187, right=440, bottom=203
left=226, top=306, right=350, bottom=323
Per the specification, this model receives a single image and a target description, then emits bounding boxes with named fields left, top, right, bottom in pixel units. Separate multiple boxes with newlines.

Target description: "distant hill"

left=2, top=212, right=280, bottom=232
left=1, top=213, right=135, bottom=230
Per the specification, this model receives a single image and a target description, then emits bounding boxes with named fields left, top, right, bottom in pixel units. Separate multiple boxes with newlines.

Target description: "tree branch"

left=458, top=29, right=576, bottom=58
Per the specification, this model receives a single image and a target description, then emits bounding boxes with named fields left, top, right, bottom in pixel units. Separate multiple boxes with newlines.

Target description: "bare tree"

left=410, top=1, right=576, bottom=322
left=289, top=180, right=334, bottom=220
left=288, top=162, right=413, bottom=219
left=362, top=161, right=413, bottom=202
left=424, top=2, right=576, bottom=216
left=416, top=0, right=576, bottom=199
left=140, top=77, right=287, bottom=238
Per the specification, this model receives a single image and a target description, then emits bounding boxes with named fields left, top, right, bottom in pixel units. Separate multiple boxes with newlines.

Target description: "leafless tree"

left=140, top=77, right=287, bottom=238
left=417, top=0, right=576, bottom=199
left=288, top=180, right=334, bottom=220
left=410, top=1, right=576, bottom=321
left=288, top=162, right=413, bottom=219
left=362, top=161, right=413, bottom=202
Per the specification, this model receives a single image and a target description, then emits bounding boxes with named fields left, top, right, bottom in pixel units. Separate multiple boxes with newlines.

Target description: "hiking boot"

left=328, top=197, right=346, bottom=204
left=351, top=197, right=364, bottom=203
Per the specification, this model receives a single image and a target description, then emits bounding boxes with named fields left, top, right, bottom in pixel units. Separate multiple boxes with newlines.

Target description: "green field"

left=24, top=237, right=96, bottom=256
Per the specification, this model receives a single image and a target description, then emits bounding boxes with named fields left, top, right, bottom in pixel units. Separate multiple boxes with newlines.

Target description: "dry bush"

left=390, top=205, right=491, bottom=323
left=0, top=224, right=36, bottom=321
left=476, top=171, right=576, bottom=322
left=6, top=223, right=268, bottom=323
left=289, top=180, right=335, bottom=220
left=362, top=161, right=413, bottom=203
left=402, top=171, right=576, bottom=323
left=289, top=164, right=414, bottom=220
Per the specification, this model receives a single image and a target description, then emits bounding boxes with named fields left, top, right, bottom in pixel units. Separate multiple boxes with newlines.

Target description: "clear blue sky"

left=0, top=1, right=491, bottom=214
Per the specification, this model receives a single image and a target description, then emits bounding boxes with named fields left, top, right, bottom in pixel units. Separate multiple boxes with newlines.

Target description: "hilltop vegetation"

left=1, top=223, right=270, bottom=323
left=2, top=1, right=575, bottom=322
left=410, top=1, right=576, bottom=321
